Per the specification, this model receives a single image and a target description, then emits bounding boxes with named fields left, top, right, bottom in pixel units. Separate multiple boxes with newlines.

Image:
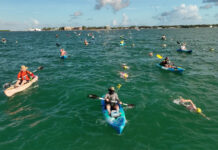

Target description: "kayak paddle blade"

left=88, top=94, right=99, bottom=99
left=127, top=104, right=135, bottom=108
left=3, top=83, right=11, bottom=89
left=38, top=66, right=44, bottom=70
left=156, top=54, right=163, bottom=59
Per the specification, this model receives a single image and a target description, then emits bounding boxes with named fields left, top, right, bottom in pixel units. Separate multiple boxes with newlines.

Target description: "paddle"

left=177, top=41, right=181, bottom=45
left=88, top=94, right=135, bottom=108
left=3, top=66, right=44, bottom=89
left=156, top=54, right=163, bottom=59
left=56, top=43, right=60, bottom=47
left=156, top=54, right=180, bottom=68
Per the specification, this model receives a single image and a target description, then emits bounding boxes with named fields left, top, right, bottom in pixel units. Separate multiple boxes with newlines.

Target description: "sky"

left=0, top=0, right=218, bottom=30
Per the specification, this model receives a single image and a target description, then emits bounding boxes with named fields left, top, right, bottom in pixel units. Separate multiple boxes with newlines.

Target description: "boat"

left=177, top=49, right=192, bottom=53
left=101, top=95, right=126, bottom=134
left=60, top=55, right=67, bottom=59
left=4, top=76, right=38, bottom=97
left=156, top=64, right=184, bottom=73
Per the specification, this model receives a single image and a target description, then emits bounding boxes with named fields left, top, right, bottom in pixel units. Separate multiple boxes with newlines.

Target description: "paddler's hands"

left=119, top=101, right=123, bottom=105
left=105, top=98, right=109, bottom=102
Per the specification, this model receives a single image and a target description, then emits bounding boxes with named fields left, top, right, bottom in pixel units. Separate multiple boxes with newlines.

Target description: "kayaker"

left=180, top=43, right=187, bottom=50
left=160, top=57, right=174, bottom=68
left=15, top=65, right=35, bottom=87
left=60, top=49, right=67, bottom=56
left=104, top=87, right=122, bottom=116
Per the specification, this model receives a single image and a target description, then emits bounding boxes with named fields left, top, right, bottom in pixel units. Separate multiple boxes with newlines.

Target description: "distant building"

left=64, top=27, right=74, bottom=31
left=29, top=28, right=42, bottom=31
left=106, top=25, right=111, bottom=30
left=78, top=27, right=82, bottom=30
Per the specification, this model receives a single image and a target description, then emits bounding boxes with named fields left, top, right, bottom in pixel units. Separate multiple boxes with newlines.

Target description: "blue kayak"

left=60, top=55, right=67, bottom=59
left=177, top=49, right=192, bottom=53
left=157, top=64, right=185, bottom=73
left=101, top=95, right=126, bottom=134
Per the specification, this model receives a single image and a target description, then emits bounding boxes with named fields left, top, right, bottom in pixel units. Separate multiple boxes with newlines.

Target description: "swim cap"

left=196, top=108, right=202, bottom=113
left=124, top=73, right=128, bottom=79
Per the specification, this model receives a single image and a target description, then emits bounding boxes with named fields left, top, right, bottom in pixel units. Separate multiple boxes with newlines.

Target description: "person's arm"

left=115, top=93, right=122, bottom=104
left=27, top=71, right=35, bottom=78
left=104, top=94, right=109, bottom=102
left=17, top=72, right=21, bottom=80
left=181, top=99, right=197, bottom=109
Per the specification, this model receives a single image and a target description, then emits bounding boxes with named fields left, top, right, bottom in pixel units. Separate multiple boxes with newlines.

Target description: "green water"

left=0, top=28, right=218, bottom=150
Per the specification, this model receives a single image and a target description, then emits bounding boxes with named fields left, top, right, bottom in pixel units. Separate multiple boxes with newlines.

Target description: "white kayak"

left=4, top=76, right=38, bottom=97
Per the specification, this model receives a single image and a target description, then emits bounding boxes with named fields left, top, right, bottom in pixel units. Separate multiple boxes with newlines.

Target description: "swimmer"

left=177, top=97, right=210, bottom=120
left=149, top=52, right=153, bottom=57
left=84, top=39, right=89, bottom=45
left=122, top=64, right=129, bottom=70
left=119, top=72, right=128, bottom=80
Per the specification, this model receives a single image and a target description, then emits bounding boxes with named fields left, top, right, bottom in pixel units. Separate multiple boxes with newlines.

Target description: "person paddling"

left=159, top=57, right=175, bottom=68
left=60, top=49, right=67, bottom=56
left=15, top=65, right=35, bottom=87
left=104, top=87, right=122, bottom=116
left=180, top=43, right=187, bottom=50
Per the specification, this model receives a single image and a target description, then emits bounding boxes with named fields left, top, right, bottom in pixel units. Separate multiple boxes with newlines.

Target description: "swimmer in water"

left=122, top=64, right=129, bottom=70
left=119, top=72, right=128, bottom=80
left=178, top=97, right=210, bottom=120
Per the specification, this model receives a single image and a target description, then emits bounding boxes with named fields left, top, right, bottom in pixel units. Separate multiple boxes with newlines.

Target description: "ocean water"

left=0, top=28, right=218, bottom=150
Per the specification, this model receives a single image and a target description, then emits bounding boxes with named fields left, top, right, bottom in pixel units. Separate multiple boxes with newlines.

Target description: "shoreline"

left=1, top=24, right=218, bottom=32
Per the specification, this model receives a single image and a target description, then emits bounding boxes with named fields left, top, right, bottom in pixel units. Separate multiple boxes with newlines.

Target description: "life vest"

left=17, top=71, right=34, bottom=81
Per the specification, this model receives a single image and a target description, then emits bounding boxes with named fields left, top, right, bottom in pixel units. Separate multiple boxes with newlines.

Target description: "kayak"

left=101, top=95, right=126, bottom=134
left=177, top=49, right=192, bottom=53
left=60, top=55, right=67, bottom=59
left=156, top=64, right=185, bottom=73
left=4, top=76, right=38, bottom=97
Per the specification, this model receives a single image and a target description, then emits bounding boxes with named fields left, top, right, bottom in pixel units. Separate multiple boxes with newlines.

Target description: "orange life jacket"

left=17, top=71, right=34, bottom=81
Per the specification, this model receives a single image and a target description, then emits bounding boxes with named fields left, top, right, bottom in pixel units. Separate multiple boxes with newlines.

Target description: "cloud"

left=121, top=13, right=128, bottom=25
left=200, top=4, right=213, bottom=9
left=111, top=13, right=129, bottom=26
left=154, top=4, right=202, bottom=25
left=32, top=19, right=39, bottom=26
left=95, top=0, right=129, bottom=12
left=73, top=11, right=83, bottom=17
left=112, top=19, right=117, bottom=26
left=70, top=11, right=83, bottom=20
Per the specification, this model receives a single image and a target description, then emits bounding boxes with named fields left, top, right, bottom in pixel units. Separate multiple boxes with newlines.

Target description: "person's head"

left=196, top=108, right=202, bottom=113
left=60, top=49, right=64, bottom=52
left=21, top=65, right=28, bottom=71
left=108, top=87, right=115, bottom=94
left=165, top=57, right=169, bottom=61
